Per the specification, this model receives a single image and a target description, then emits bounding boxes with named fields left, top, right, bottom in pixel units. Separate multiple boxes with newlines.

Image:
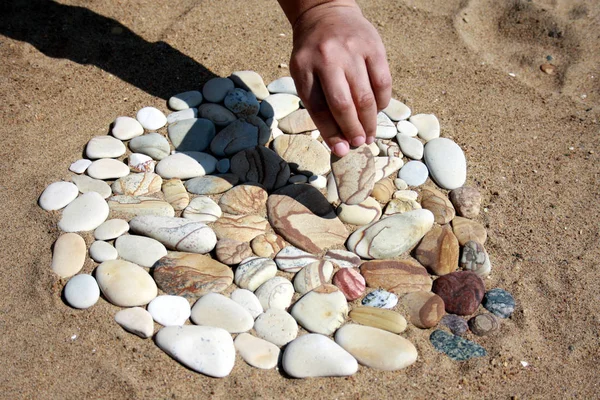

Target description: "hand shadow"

left=0, top=0, right=218, bottom=100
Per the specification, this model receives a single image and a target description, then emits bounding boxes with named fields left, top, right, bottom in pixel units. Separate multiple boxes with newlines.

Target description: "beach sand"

left=1, top=0, right=598, bottom=398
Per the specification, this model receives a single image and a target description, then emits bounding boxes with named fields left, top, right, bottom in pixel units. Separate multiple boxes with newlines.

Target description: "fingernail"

left=351, top=136, right=365, bottom=147
left=333, top=142, right=349, bottom=156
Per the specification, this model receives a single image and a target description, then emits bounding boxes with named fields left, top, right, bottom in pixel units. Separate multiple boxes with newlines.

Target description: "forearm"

left=277, top=0, right=359, bottom=27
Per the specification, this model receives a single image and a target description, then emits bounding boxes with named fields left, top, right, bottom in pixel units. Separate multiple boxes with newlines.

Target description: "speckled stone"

left=274, top=246, right=319, bottom=273
left=460, top=241, right=491, bottom=278
left=432, top=271, right=485, bottom=316
left=224, top=88, right=260, bottom=117
left=361, top=289, right=398, bottom=309
left=440, top=314, right=469, bottom=336
left=254, top=308, right=298, bottom=347
left=482, top=288, right=516, bottom=318
left=429, top=329, right=487, bottom=361
left=468, top=313, right=499, bottom=336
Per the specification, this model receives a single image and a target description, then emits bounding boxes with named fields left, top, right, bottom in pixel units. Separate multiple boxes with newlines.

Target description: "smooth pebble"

left=63, top=274, right=100, bottom=309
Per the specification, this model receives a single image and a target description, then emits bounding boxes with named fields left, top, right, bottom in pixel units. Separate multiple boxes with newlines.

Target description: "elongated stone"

left=402, top=291, right=445, bottom=329
left=349, top=307, right=407, bottom=333
left=414, top=224, right=459, bottom=276
left=254, top=308, right=298, bottom=346
left=115, top=234, right=167, bottom=268
left=376, top=112, right=397, bottom=139
left=420, top=187, right=455, bottom=224
left=274, top=246, right=319, bottom=273
left=96, top=260, right=157, bottom=307
left=331, top=145, right=375, bottom=205
left=361, top=259, right=432, bottom=294
left=218, top=184, right=267, bottom=216
left=153, top=252, right=233, bottom=298
left=429, top=329, right=487, bottom=361
left=198, top=103, right=236, bottom=127
left=167, top=107, right=198, bottom=124
left=250, top=233, right=287, bottom=258
left=89, top=240, right=118, bottom=262
left=182, top=196, right=222, bottom=223
left=108, top=196, right=175, bottom=219
left=71, top=174, right=112, bottom=199
left=234, top=257, right=278, bottom=291
left=230, top=146, right=290, bottom=191
left=51, top=233, right=86, bottom=278
left=212, top=214, right=268, bottom=242
left=111, top=173, right=162, bottom=196
left=293, top=260, right=334, bottom=295
left=255, top=276, right=294, bottom=311
left=162, top=179, right=189, bottom=211
left=452, top=216, right=487, bottom=245
left=335, top=324, right=417, bottom=370
left=291, top=284, right=348, bottom=335
left=278, top=109, right=316, bottom=133
left=168, top=90, right=203, bottom=110
left=410, top=114, right=440, bottom=142
left=185, top=174, right=238, bottom=195
left=191, top=293, right=254, bottom=333
left=324, top=249, right=361, bottom=269
left=235, top=333, right=280, bottom=369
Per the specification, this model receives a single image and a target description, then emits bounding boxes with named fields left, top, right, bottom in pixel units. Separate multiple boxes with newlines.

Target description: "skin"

left=277, top=0, right=392, bottom=157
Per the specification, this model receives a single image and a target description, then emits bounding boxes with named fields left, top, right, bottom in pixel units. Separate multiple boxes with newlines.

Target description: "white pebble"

left=63, top=274, right=100, bottom=309
left=69, top=159, right=92, bottom=174
left=136, top=107, right=167, bottom=131
left=398, top=161, right=429, bottom=187
left=147, top=295, right=191, bottom=326
left=89, top=240, right=118, bottom=262
left=114, top=307, right=154, bottom=338
left=39, top=181, right=79, bottom=211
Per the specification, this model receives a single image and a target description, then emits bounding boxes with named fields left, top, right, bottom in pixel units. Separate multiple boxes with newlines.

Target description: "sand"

left=1, top=0, right=599, bottom=398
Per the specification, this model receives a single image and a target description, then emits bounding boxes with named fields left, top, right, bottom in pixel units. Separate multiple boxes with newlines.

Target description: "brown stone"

left=250, top=233, right=286, bottom=258
left=278, top=108, right=317, bottom=134
left=112, top=172, right=163, bottom=196
left=108, top=195, right=175, bottom=218
left=162, top=179, right=189, bottom=211
left=383, top=198, right=421, bottom=216
left=414, top=224, right=459, bottom=276
left=211, top=213, right=269, bottom=242
left=272, top=134, right=331, bottom=176
left=370, top=178, right=395, bottom=203
left=267, top=184, right=348, bottom=253
left=360, top=259, right=432, bottom=294
left=449, top=186, right=481, bottom=218
left=230, top=146, right=290, bottom=192
left=432, top=271, right=485, bottom=316
left=214, top=238, right=253, bottom=265
left=420, top=187, right=455, bottom=224
left=402, top=291, right=445, bottom=329
left=349, top=307, right=407, bottom=334
left=452, top=216, right=487, bottom=245
left=153, top=252, right=233, bottom=298
left=331, top=145, right=376, bottom=205
left=332, top=268, right=365, bottom=301
left=218, top=184, right=268, bottom=217
left=540, top=63, right=556, bottom=75
left=468, top=313, right=499, bottom=336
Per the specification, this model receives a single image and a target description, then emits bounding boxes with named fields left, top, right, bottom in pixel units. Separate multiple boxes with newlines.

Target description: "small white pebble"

left=279, top=63, right=288, bottom=69
left=521, top=361, right=529, bottom=367
left=483, top=207, right=489, bottom=213
left=278, top=33, right=286, bottom=37
left=310, top=130, right=320, bottom=139
left=569, top=146, right=575, bottom=150
left=70, top=334, right=77, bottom=341
left=508, top=73, right=516, bottom=77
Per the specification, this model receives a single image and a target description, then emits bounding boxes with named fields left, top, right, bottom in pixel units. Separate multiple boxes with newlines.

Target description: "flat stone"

left=410, top=114, right=440, bottom=142
left=203, top=77, right=235, bottom=103
left=212, top=213, right=269, bottom=242
left=128, top=153, right=155, bottom=173
left=69, top=159, right=92, bottom=174
left=210, top=117, right=270, bottom=157
left=216, top=158, right=230, bottom=173
left=346, top=209, right=434, bottom=259
left=251, top=233, right=287, bottom=258
left=72, top=171, right=116, bottom=198
left=289, top=174, right=308, bottom=184
left=398, top=135, right=423, bottom=160
left=432, top=271, right=485, bottom=316
left=349, top=307, right=407, bottom=333
left=147, top=295, right=191, bottom=326
left=156, top=152, right=217, bottom=180
left=382, top=98, right=411, bottom=121
left=63, top=274, right=100, bottom=309
left=198, top=103, right=237, bottom=127
left=182, top=196, right=222, bottom=222
left=282, top=334, right=358, bottom=378
left=112, top=173, right=162, bottom=196
left=382, top=196, right=420, bottom=217
left=278, top=109, right=316, bottom=133
left=168, top=90, right=203, bottom=110
left=402, top=291, right=446, bottom=329
left=423, top=138, right=467, bottom=190
left=229, top=71, right=270, bottom=100
left=168, top=118, right=215, bottom=152
left=429, top=329, right=487, bottom=361
left=111, top=116, right=143, bottom=140
left=361, top=289, right=398, bottom=309
left=155, top=325, right=235, bottom=378
left=449, top=186, right=482, bottom=218
left=235, top=333, right=280, bottom=369
left=398, top=161, right=429, bottom=187
left=166, top=108, right=198, bottom=124
left=114, top=234, right=167, bottom=267
left=274, top=245, right=320, bottom=273
left=191, top=292, right=254, bottom=333
left=324, top=249, right=361, bottom=269
left=39, top=181, right=79, bottom=211
left=215, top=238, right=253, bottom=265
left=273, top=134, right=330, bottom=176
left=336, top=197, right=382, bottom=225
left=374, top=156, right=404, bottom=182
left=291, top=284, right=348, bottom=335
left=234, top=257, right=277, bottom=291
left=361, top=259, right=432, bottom=294
left=89, top=240, right=118, bottom=262
left=255, top=276, right=294, bottom=311
left=129, top=215, right=217, bottom=254
left=267, top=76, right=297, bottom=95
left=332, top=268, right=365, bottom=301
left=293, top=260, right=334, bottom=295
left=230, top=146, right=290, bottom=191
left=224, top=88, right=260, bottom=117
left=440, top=314, right=468, bottom=336
left=460, top=240, right=491, bottom=277
left=87, top=158, right=130, bottom=180
left=162, top=179, right=189, bottom=211
left=468, top=313, right=499, bottom=336
left=259, top=93, right=301, bottom=119
left=129, top=133, right=171, bottom=160
left=153, top=252, right=233, bottom=298
left=415, top=224, right=459, bottom=276
left=452, top=216, right=487, bottom=245
left=136, top=106, right=167, bottom=130
left=375, top=112, right=397, bottom=139
left=376, top=139, right=402, bottom=158
left=58, top=192, right=109, bottom=232
left=371, top=178, right=395, bottom=203
left=394, top=178, right=408, bottom=190
left=108, top=196, right=175, bottom=219
left=267, top=184, right=348, bottom=253
left=185, top=174, right=238, bottom=195
left=96, top=260, right=157, bottom=306
left=482, top=288, right=516, bottom=318
left=85, top=136, right=126, bottom=159
left=335, top=324, right=418, bottom=370
left=396, top=120, right=418, bottom=137
left=218, top=184, right=267, bottom=216
left=230, top=289, right=263, bottom=319
left=420, top=187, right=455, bottom=224
left=254, top=308, right=298, bottom=346
left=331, top=145, right=375, bottom=205
left=114, top=307, right=154, bottom=339
left=395, top=189, right=419, bottom=201
left=94, top=219, right=129, bottom=240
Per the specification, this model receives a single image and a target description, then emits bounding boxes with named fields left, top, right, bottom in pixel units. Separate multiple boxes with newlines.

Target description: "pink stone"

left=332, top=268, right=366, bottom=301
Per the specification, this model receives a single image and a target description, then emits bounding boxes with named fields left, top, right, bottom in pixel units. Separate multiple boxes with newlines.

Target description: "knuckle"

left=329, top=95, right=353, bottom=113
left=356, top=92, right=376, bottom=111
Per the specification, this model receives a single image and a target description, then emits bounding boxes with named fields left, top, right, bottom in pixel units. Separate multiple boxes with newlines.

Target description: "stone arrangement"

left=40, top=70, right=516, bottom=379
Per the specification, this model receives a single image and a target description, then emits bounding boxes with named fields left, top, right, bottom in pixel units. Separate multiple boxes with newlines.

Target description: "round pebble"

left=398, top=161, right=429, bottom=187
left=94, top=219, right=129, bottom=240
left=147, top=295, right=191, bottom=326
left=440, top=314, right=469, bottom=336
left=136, top=106, right=167, bottom=130
left=482, top=288, right=516, bottom=318
left=39, top=181, right=79, bottom=211
left=63, top=274, right=100, bottom=309
left=202, top=77, right=235, bottom=103
left=168, top=91, right=203, bottom=110
left=254, top=308, right=298, bottom=346
left=89, top=240, right=118, bottom=262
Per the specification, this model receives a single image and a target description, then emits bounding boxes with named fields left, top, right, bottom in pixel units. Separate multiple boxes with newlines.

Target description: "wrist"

left=277, top=0, right=360, bottom=27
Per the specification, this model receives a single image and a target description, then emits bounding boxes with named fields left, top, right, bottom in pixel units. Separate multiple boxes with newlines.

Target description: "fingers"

left=366, top=47, right=392, bottom=111
left=346, top=60, right=378, bottom=146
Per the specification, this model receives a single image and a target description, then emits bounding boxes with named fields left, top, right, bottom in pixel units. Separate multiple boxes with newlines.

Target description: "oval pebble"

left=87, top=158, right=130, bottom=180
left=51, top=233, right=86, bottom=278
left=398, top=161, right=429, bottom=187
left=291, top=284, right=348, bottom=335
left=63, top=274, right=100, bottom=309
left=230, top=288, right=263, bottom=319
left=155, top=152, right=217, bottom=180
left=202, top=77, right=235, bottom=103
left=183, top=196, right=222, bottom=222
left=332, top=268, right=366, bottom=301
left=362, top=289, right=398, bottom=309
left=267, top=76, right=297, bottom=95
left=129, top=133, right=171, bottom=160
left=89, top=240, right=118, bottom=262
left=111, top=116, right=144, bottom=140
left=349, top=307, right=407, bottom=333
left=254, top=308, right=298, bottom=346
left=383, top=98, right=411, bottom=121
left=168, top=90, right=203, bottom=110
left=235, top=333, right=280, bottom=369
left=115, top=235, right=167, bottom=268
left=255, top=276, right=294, bottom=311
left=58, top=192, right=109, bottom=232
left=85, top=135, right=126, bottom=159
left=397, top=120, right=418, bottom=136
left=191, top=293, right=254, bottom=333
left=137, top=106, right=167, bottom=130
left=168, top=118, right=215, bottom=152
left=166, top=108, right=198, bottom=124
left=410, top=114, right=440, bottom=142
left=39, top=181, right=79, bottom=211
left=94, top=219, right=129, bottom=240
left=423, top=137, right=467, bottom=190
left=96, top=260, right=158, bottom=307
left=114, top=307, right=154, bottom=339
left=293, top=260, right=334, bottom=295
left=468, top=313, right=499, bottom=336
left=71, top=174, right=112, bottom=199
left=147, top=295, right=191, bottom=326
left=234, top=257, right=278, bottom=291
left=397, top=135, right=424, bottom=160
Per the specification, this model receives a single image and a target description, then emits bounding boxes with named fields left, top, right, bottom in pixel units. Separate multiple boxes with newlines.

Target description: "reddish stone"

left=432, top=271, right=485, bottom=316
left=332, top=268, right=366, bottom=301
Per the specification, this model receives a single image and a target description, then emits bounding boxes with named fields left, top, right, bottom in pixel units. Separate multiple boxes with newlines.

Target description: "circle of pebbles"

left=40, top=70, right=516, bottom=378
